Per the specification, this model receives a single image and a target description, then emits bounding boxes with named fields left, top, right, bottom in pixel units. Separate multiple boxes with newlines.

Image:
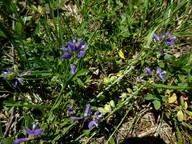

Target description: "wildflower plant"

left=61, top=37, right=88, bottom=75
left=0, top=0, right=191, bottom=143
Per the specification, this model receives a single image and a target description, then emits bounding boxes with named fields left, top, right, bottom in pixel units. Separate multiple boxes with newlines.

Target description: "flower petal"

left=26, top=70, right=32, bottom=75
left=93, top=121, right=99, bottom=127
left=161, top=32, right=167, bottom=39
left=62, top=53, right=71, bottom=59
left=153, top=34, right=160, bottom=41
left=77, top=41, right=85, bottom=48
left=170, top=36, right=177, bottom=40
left=18, top=73, right=23, bottom=78
left=84, top=104, right=91, bottom=117
left=17, top=78, right=23, bottom=83
left=161, top=71, right=167, bottom=75
left=34, top=129, right=43, bottom=135
left=32, top=122, right=39, bottom=131
left=60, top=46, right=68, bottom=52
left=165, top=39, right=175, bottom=45
left=156, top=68, right=162, bottom=74
left=67, top=42, right=76, bottom=52
left=14, top=80, right=18, bottom=87
left=72, top=37, right=77, bottom=44
left=88, top=121, right=94, bottom=129
left=98, top=114, right=104, bottom=119
left=70, top=117, right=78, bottom=120
left=69, top=105, right=74, bottom=114
left=24, top=128, right=32, bottom=134
left=1, top=71, right=7, bottom=75
left=94, top=111, right=100, bottom=115
left=159, top=48, right=164, bottom=56
left=158, top=74, right=166, bottom=80
left=78, top=51, right=85, bottom=57
left=14, top=138, right=27, bottom=143
left=146, top=67, right=152, bottom=75
left=83, top=117, right=89, bottom=122
left=70, top=65, right=76, bottom=75
left=7, top=68, right=12, bottom=73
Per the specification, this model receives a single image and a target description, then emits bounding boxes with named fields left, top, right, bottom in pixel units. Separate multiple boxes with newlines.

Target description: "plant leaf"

left=177, top=110, right=184, bottom=122
left=118, top=49, right=125, bottom=59
left=153, top=100, right=161, bottom=110
left=168, top=93, right=177, bottom=103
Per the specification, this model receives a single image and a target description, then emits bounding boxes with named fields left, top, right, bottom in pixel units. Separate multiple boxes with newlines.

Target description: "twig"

left=4, top=108, right=15, bottom=137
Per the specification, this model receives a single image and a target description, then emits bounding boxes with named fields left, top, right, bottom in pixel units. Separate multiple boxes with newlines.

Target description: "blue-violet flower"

left=1, top=68, right=13, bottom=79
left=88, top=111, right=104, bottom=129
left=69, top=105, right=74, bottom=114
left=14, top=122, right=44, bottom=143
left=153, top=32, right=177, bottom=45
left=70, top=65, right=76, bottom=75
left=146, top=67, right=167, bottom=80
left=70, top=104, right=104, bottom=129
left=61, top=37, right=87, bottom=59
left=146, top=67, right=152, bottom=75
left=156, top=68, right=167, bottom=80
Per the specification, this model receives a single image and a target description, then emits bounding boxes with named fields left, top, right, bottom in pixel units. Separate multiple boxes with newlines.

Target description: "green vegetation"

left=0, top=0, right=191, bottom=143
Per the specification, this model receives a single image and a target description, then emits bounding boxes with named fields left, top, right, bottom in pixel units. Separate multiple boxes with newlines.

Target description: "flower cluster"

left=14, top=122, right=44, bottom=143
left=61, top=37, right=87, bottom=75
left=146, top=67, right=167, bottom=80
left=1, top=69, right=32, bottom=87
left=153, top=32, right=177, bottom=45
left=70, top=104, right=104, bottom=129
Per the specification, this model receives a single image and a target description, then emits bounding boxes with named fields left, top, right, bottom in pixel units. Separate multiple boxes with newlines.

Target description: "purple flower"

left=88, top=120, right=98, bottom=129
left=156, top=68, right=167, bottom=80
left=67, top=41, right=77, bottom=52
left=146, top=67, right=152, bottom=75
left=61, top=52, right=71, bottom=59
left=72, top=37, right=77, bottom=43
left=14, top=73, right=23, bottom=87
left=25, top=70, right=32, bottom=75
left=14, top=138, right=28, bottom=143
left=70, top=65, right=76, bottom=75
left=60, top=46, right=68, bottom=51
left=161, top=32, right=169, bottom=39
left=1, top=68, right=13, bottom=79
left=61, top=37, right=87, bottom=59
left=153, top=32, right=177, bottom=45
left=165, top=36, right=177, bottom=45
left=162, top=32, right=177, bottom=45
left=78, top=50, right=85, bottom=58
left=14, top=70, right=32, bottom=87
left=88, top=111, right=104, bottom=129
left=14, top=122, right=44, bottom=143
left=83, top=104, right=92, bottom=122
left=69, top=105, right=74, bottom=114
left=2, top=69, right=32, bottom=87
left=70, top=117, right=78, bottom=120
left=159, top=48, right=164, bottom=56
left=70, top=105, right=104, bottom=129
left=70, top=104, right=91, bottom=121
left=84, top=104, right=91, bottom=117
left=1, top=68, right=13, bottom=75
left=153, top=34, right=160, bottom=41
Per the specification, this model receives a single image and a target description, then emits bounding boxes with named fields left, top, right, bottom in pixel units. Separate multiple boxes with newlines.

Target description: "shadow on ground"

left=121, top=136, right=166, bottom=144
